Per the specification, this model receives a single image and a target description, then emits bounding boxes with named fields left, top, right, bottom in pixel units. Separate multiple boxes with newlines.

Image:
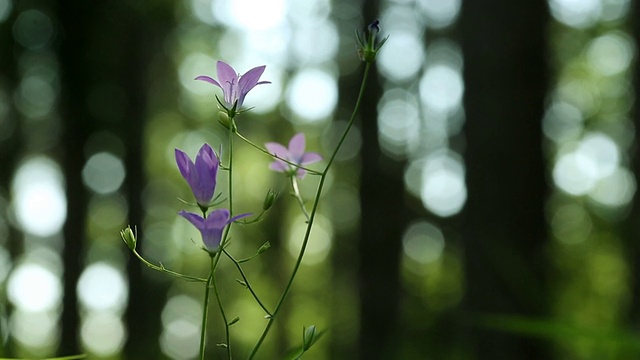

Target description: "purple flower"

left=195, top=61, right=270, bottom=109
left=179, top=209, right=251, bottom=253
left=265, top=133, right=322, bottom=178
left=175, top=143, right=219, bottom=206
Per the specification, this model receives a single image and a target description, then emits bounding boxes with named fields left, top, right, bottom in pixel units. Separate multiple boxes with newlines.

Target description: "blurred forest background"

left=0, top=0, right=639, bottom=359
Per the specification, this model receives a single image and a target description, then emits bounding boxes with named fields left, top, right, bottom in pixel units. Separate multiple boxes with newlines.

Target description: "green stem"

left=223, top=249, right=273, bottom=316
left=199, top=254, right=216, bottom=360
left=131, top=249, right=206, bottom=282
left=248, top=62, right=372, bottom=359
left=290, top=175, right=310, bottom=222
left=212, top=255, right=232, bottom=359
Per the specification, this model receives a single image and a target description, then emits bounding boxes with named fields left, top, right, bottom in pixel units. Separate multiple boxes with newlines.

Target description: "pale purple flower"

left=265, top=133, right=322, bottom=178
left=179, top=209, right=250, bottom=253
left=195, top=61, right=270, bottom=109
left=175, top=143, right=219, bottom=206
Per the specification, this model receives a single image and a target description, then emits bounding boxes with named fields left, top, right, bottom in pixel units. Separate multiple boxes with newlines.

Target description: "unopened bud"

left=303, top=325, right=318, bottom=351
left=263, top=189, right=278, bottom=210
left=257, top=241, right=271, bottom=254
left=120, top=226, right=137, bottom=250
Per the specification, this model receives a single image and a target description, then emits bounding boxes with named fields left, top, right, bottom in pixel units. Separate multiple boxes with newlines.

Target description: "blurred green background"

left=0, top=0, right=639, bottom=359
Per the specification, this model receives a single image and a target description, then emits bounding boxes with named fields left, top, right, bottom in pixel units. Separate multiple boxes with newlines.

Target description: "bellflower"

left=175, top=143, right=219, bottom=206
left=195, top=61, right=270, bottom=111
left=265, top=133, right=322, bottom=179
left=179, top=209, right=251, bottom=253
left=355, top=19, right=389, bottom=63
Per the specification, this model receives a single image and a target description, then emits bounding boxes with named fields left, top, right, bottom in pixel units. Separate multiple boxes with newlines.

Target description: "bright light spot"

left=589, top=167, right=635, bottom=207
left=77, top=262, right=128, bottom=312
left=214, top=0, right=286, bottom=30
left=418, top=0, right=461, bottom=29
left=553, top=152, right=598, bottom=195
left=179, top=52, right=216, bottom=95
left=10, top=309, right=58, bottom=350
left=292, top=20, right=339, bottom=65
left=288, top=215, right=332, bottom=265
left=160, top=295, right=202, bottom=360
left=288, top=0, right=332, bottom=25
left=15, top=75, right=56, bottom=118
left=404, top=158, right=426, bottom=198
left=421, top=152, right=466, bottom=217
left=8, top=263, right=61, bottom=312
left=549, top=0, right=602, bottom=29
left=82, top=152, right=126, bottom=194
left=378, top=31, right=425, bottom=82
left=403, top=221, right=445, bottom=264
left=419, top=64, right=464, bottom=114
left=600, top=0, right=630, bottom=22
left=586, top=32, right=634, bottom=76
left=0, top=0, right=12, bottom=23
left=543, top=101, right=584, bottom=143
left=12, top=157, right=66, bottom=237
left=12, top=9, right=53, bottom=49
left=81, top=313, right=126, bottom=356
left=286, top=69, right=337, bottom=123
left=551, top=203, right=592, bottom=245
left=378, top=97, right=421, bottom=156
left=577, top=133, right=619, bottom=178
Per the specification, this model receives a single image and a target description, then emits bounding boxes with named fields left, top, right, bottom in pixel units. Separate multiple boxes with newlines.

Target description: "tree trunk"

left=460, top=2, right=550, bottom=359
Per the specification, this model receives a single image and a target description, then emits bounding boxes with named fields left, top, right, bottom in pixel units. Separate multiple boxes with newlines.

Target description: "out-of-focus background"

left=0, top=0, right=639, bottom=359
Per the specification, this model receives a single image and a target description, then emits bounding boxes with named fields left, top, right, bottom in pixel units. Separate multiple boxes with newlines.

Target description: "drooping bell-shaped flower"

left=175, top=143, right=219, bottom=206
left=179, top=209, right=250, bottom=254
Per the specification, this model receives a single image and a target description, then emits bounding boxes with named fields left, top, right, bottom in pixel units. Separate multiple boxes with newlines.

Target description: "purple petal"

left=265, top=142, right=290, bottom=172
left=175, top=148, right=198, bottom=192
left=300, top=152, right=322, bottom=165
left=295, top=168, right=308, bottom=179
left=288, top=133, right=306, bottom=162
left=178, top=210, right=205, bottom=229
left=217, top=61, right=238, bottom=104
left=237, top=65, right=267, bottom=106
left=202, top=209, right=231, bottom=250
left=265, top=142, right=289, bottom=158
left=193, top=144, right=218, bottom=204
left=229, top=212, right=252, bottom=223
left=195, top=75, right=223, bottom=88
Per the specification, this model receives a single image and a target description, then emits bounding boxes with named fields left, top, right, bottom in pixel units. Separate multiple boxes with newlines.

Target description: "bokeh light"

left=12, top=157, right=66, bottom=237
left=12, top=9, right=54, bottom=50
left=77, top=262, right=128, bottom=312
left=420, top=151, right=466, bottom=217
left=403, top=221, right=445, bottom=264
left=82, top=152, right=126, bottom=195
left=286, top=69, right=338, bottom=123
left=81, top=313, right=126, bottom=356
left=160, top=295, right=202, bottom=360
left=8, top=262, right=61, bottom=312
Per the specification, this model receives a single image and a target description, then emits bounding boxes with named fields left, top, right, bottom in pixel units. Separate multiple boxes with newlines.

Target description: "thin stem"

left=212, top=256, right=232, bottom=359
left=290, top=175, right=310, bottom=222
left=199, top=254, right=216, bottom=360
left=248, top=62, right=372, bottom=359
left=131, top=249, right=207, bottom=282
left=223, top=249, right=273, bottom=316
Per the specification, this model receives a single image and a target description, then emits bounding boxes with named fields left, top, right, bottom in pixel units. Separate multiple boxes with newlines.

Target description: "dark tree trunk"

left=357, top=1, right=407, bottom=359
left=460, top=1, right=550, bottom=359
left=627, top=0, right=640, bottom=330
left=57, top=1, right=173, bottom=357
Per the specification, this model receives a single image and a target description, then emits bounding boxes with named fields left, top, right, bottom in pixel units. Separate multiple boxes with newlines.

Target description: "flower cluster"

left=175, top=143, right=249, bottom=254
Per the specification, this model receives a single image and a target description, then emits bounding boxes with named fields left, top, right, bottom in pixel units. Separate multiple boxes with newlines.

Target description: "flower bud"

left=355, top=19, right=389, bottom=63
left=257, top=241, right=271, bottom=254
left=303, top=325, right=318, bottom=351
left=120, top=226, right=137, bottom=250
left=263, top=189, right=278, bottom=210
left=218, top=110, right=231, bottom=129
left=228, top=316, right=240, bottom=326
